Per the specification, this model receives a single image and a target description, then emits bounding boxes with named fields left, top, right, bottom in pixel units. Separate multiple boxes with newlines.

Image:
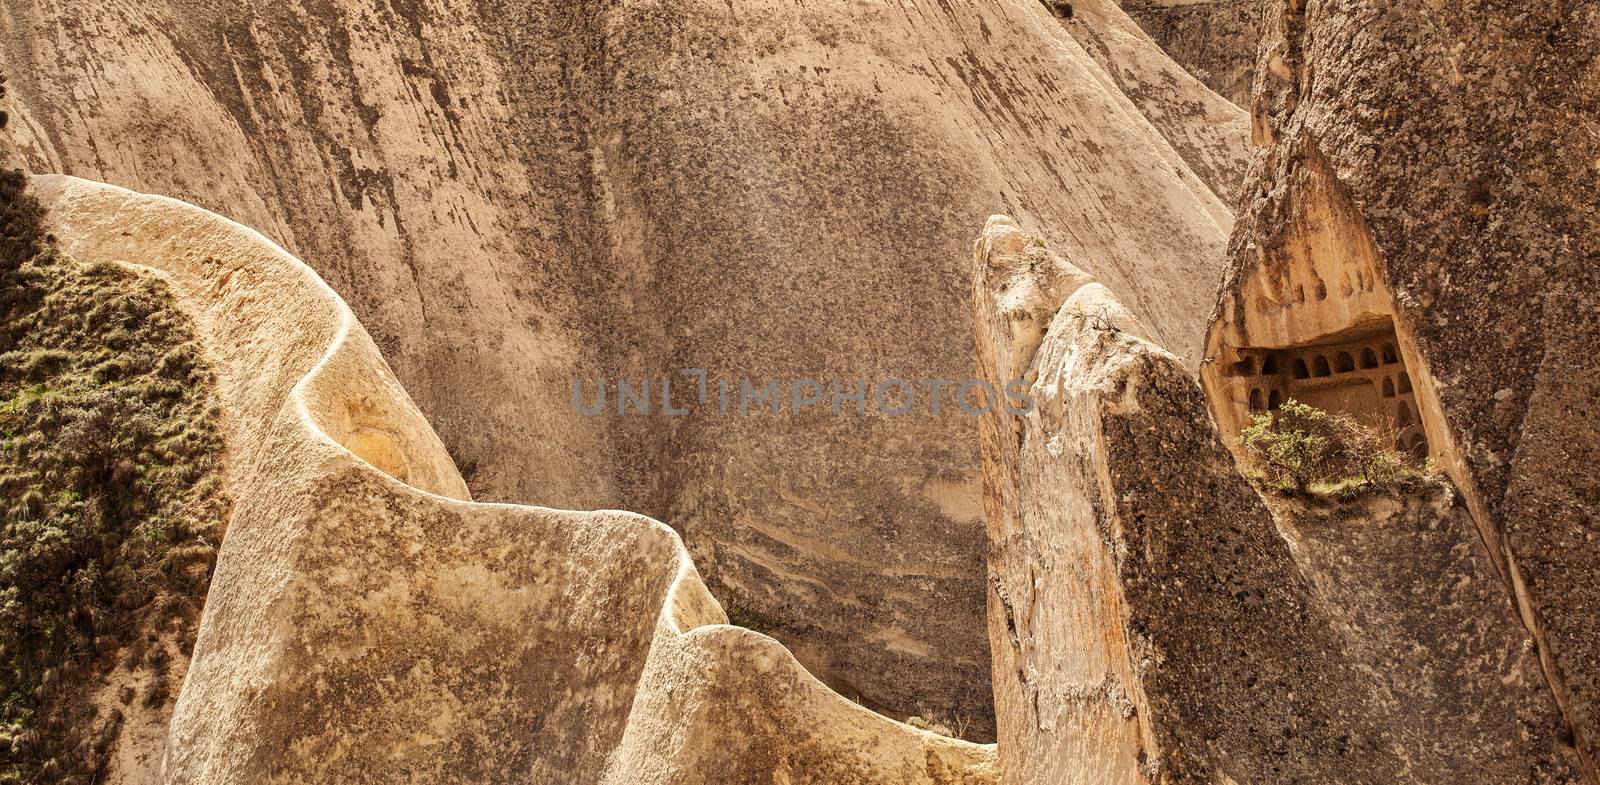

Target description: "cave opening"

left=1218, top=318, right=1428, bottom=455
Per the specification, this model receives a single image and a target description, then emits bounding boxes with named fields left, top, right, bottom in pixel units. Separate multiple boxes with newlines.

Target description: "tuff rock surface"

left=5, top=0, right=1590, bottom=780
left=1208, top=0, right=1600, bottom=777
left=973, top=214, right=1578, bottom=785
left=1119, top=0, right=1261, bottom=106
left=31, top=173, right=999, bottom=785
left=0, top=0, right=1246, bottom=731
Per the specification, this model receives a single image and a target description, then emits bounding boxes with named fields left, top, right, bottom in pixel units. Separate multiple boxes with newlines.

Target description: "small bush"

left=907, top=712, right=973, bottom=739
left=1040, top=0, right=1074, bottom=19
left=1240, top=399, right=1424, bottom=494
left=0, top=171, right=228, bottom=784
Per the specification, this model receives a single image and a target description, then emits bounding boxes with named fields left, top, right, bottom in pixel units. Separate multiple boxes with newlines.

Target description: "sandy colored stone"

left=1043, top=0, right=1249, bottom=196
left=33, top=173, right=997, bottom=785
left=1207, top=0, right=1600, bottom=777
left=973, top=214, right=1577, bottom=785
left=1, top=0, right=1243, bottom=730
left=1120, top=0, right=1260, bottom=107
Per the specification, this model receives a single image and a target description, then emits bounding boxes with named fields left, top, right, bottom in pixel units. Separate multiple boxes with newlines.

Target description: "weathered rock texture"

left=973, top=215, right=1577, bottom=785
left=0, top=0, right=1245, bottom=731
left=34, top=173, right=998, bottom=785
left=1045, top=0, right=1249, bottom=196
left=1268, top=484, right=1575, bottom=784
left=1207, top=0, right=1600, bottom=777
left=1119, top=0, right=1261, bottom=106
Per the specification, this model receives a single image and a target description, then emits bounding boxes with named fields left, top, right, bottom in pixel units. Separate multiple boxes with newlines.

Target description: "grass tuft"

left=0, top=168, right=229, bottom=784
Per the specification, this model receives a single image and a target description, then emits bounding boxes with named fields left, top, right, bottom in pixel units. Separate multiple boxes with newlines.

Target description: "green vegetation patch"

left=0, top=170, right=229, bottom=784
left=1240, top=398, right=1430, bottom=496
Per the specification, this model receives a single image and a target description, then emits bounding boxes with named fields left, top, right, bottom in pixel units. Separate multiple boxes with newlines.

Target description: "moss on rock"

left=0, top=170, right=229, bottom=785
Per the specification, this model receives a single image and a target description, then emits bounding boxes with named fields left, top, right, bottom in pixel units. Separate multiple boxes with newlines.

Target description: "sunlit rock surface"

left=973, top=215, right=1578, bottom=785
left=34, top=173, right=998, bottom=785
left=1211, top=0, right=1600, bottom=776
left=0, top=0, right=1245, bottom=731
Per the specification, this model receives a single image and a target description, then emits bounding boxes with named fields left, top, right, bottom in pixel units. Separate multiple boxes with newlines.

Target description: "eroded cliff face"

left=33, top=174, right=999, bottom=785
left=1120, top=0, right=1260, bottom=106
left=1041, top=0, right=1248, bottom=196
left=973, top=215, right=1577, bottom=784
left=0, top=0, right=1245, bottom=731
left=1268, top=485, right=1572, bottom=784
left=1209, top=0, right=1600, bottom=776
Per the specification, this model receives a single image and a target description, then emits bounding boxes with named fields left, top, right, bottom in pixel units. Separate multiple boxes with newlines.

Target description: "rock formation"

left=1206, top=0, right=1600, bottom=778
left=32, top=173, right=998, bottom=785
left=0, top=0, right=1246, bottom=731
left=973, top=215, right=1579, bottom=784
left=1044, top=0, right=1249, bottom=196
left=8, top=0, right=1590, bottom=779
left=1266, top=485, right=1575, bottom=784
left=1119, top=0, right=1261, bottom=106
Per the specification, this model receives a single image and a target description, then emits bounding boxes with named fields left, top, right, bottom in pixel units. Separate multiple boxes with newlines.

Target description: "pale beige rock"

left=1119, top=0, right=1261, bottom=107
left=1048, top=0, right=1249, bottom=196
left=34, top=174, right=996, bottom=785
left=1207, top=0, right=1600, bottom=777
left=973, top=214, right=1576, bottom=785
left=1, top=0, right=1244, bottom=731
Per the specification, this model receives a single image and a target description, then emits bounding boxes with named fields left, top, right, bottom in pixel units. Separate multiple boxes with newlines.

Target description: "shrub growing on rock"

left=1240, top=398, right=1423, bottom=493
left=0, top=170, right=229, bottom=785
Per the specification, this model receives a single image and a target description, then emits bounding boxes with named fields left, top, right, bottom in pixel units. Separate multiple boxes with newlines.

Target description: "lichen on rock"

left=1212, top=0, right=1600, bottom=776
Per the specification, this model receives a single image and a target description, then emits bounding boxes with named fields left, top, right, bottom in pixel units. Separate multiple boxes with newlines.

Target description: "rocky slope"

left=1045, top=0, right=1248, bottom=195
left=973, top=215, right=1577, bottom=785
left=1208, top=0, right=1600, bottom=777
left=1119, top=0, right=1260, bottom=107
left=1, top=0, right=1594, bottom=779
left=0, top=0, right=1246, bottom=731
left=31, top=173, right=999, bottom=785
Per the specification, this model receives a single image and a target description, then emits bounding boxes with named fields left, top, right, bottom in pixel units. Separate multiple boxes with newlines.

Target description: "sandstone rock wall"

left=35, top=174, right=998, bottom=785
left=1212, top=0, right=1600, bottom=776
left=1, top=0, right=1245, bottom=731
left=1043, top=0, right=1249, bottom=195
left=1120, top=0, right=1261, bottom=106
left=973, top=215, right=1577, bottom=785
left=1269, top=485, right=1575, bottom=784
